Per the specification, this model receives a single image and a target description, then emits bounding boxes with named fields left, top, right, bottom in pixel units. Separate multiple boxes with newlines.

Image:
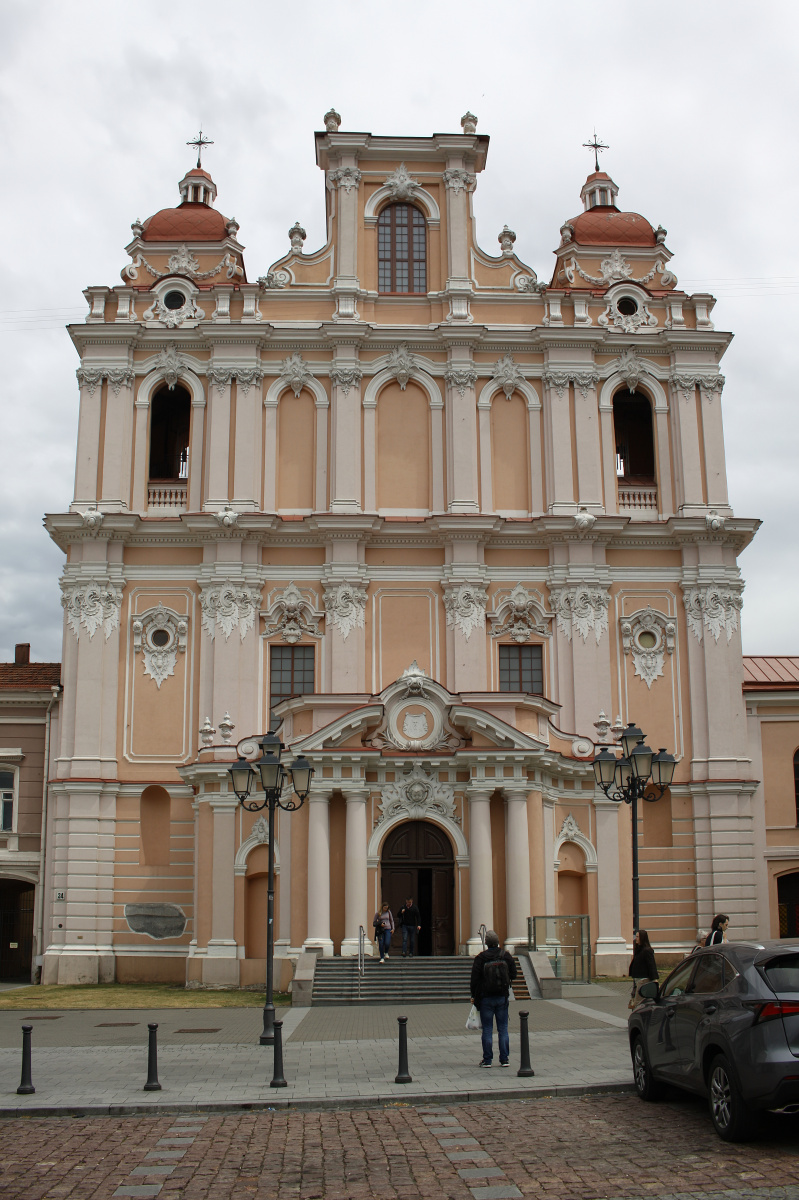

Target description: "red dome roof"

left=141, top=202, right=229, bottom=242
left=570, top=207, right=655, bottom=247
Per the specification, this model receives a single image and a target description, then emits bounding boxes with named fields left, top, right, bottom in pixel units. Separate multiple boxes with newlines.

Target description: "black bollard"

left=17, top=1024, right=35, bottom=1095
left=270, top=1019, right=287, bottom=1088
left=395, top=1015, right=412, bottom=1084
left=144, top=1022, right=162, bottom=1091
left=517, top=1010, right=535, bottom=1077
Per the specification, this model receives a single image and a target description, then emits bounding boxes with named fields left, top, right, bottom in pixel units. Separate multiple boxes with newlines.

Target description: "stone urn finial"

left=199, top=717, right=216, bottom=748
left=498, top=225, right=516, bottom=257
left=461, top=111, right=478, bottom=134
left=288, top=222, right=307, bottom=253
left=324, top=107, right=341, bottom=133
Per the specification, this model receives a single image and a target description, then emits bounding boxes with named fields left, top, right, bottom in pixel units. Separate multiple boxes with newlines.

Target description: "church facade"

left=40, top=110, right=784, bottom=988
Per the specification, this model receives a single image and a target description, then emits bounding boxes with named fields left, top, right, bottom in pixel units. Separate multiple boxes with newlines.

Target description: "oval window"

left=151, top=628, right=170, bottom=647
left=637, top=630, right=657, bottom=649
left=163, top=291, right=186, bottom=311
left=617, top=297, right=638, bottom=316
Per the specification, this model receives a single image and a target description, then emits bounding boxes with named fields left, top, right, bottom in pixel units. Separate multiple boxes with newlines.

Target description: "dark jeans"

left=377, top=928, right=392, bottom=958
left=479, top=994, right=509, bottom=1064
left=401, top=925, right=417, bottom=955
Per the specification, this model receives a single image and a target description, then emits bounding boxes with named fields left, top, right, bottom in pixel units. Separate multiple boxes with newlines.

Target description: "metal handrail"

left=358, top=925, right=365, bottom=999
left=479, top=923, right=487, bottom=950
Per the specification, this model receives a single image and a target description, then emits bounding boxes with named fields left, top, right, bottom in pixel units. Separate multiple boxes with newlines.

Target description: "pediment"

left=291, top=704, right=383, bottom=752
left=448, top=704, right=546, bottom=751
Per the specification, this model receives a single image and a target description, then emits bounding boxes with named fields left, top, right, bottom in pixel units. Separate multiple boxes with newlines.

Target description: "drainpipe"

left=33, top=685, right=60, bottom=984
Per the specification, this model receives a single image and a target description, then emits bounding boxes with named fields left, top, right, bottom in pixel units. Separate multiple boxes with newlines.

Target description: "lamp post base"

left=260, top=1002, right=276, bottom=1045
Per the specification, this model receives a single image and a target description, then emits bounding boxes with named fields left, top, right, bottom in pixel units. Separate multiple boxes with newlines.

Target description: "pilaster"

left=305, top=792, right=334, bottom=954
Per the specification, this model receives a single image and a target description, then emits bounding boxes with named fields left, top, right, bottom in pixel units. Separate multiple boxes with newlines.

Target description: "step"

left=310, top=954, right=476, bottom=1006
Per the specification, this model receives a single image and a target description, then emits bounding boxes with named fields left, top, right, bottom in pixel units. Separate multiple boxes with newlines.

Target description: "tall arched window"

left=613, top=389, right=655, bottom=483
left=149, top=384, right=190, bottom=481
left=378, top=204, right=426, bottom=293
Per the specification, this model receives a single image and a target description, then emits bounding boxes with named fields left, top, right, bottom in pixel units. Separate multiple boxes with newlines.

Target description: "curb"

left=0, top=1080, right=633, bottom=1118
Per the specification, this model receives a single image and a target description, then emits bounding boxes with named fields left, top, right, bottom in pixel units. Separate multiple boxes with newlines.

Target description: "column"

left=232, top=375, right=262, bottom=510
left=305, top=794, right=333, bottom=955
left=73, top=377, right=103, bottom=507
left=573, top=377, right=603, bottom=511
left=542, top=375, right=575, bottom=513
left=593, top=795, right=628, bottom=974
left=542, top=797, right=557, bottom=914
left=700, top=382, right=731, bottom=511
left=205, top=372, right=232, bottom=509
left=342, top=790, right=369, bottom=956
left=187, top=388, right=206, bottom=512
left=445, top=348, right=479, bottom=514
left=505, top=791, right=532, bottom=950
left=101, top=374, right=134, bottom=510
left=205, top=794, right=240, bottom=985
left=330, top=349, right=362, bottom=512
left=331, top=152, right=361, bottom=320
left=467, top=789, right=494, bottom=953
left=670, top=377, right=704, bottom=514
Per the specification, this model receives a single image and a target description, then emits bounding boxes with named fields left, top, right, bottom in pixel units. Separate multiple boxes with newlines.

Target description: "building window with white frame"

left=0, top=770, right=15, bottom=833
left=498, top=644, right=543, bottom=695
left=269, top=645, right=315, bottom=723
left=378, top=203, right=427, bottom=294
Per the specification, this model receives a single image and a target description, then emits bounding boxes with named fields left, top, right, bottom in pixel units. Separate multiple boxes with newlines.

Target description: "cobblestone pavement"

left=2, top=1093, right=799, bottom=1199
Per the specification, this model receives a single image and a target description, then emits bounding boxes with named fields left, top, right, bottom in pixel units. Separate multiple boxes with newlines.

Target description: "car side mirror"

left=639, top=980, right=659, bottom=1001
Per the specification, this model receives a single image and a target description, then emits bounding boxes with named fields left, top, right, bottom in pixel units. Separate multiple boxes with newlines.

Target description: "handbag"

left=465, top=1004, right=481, bottom=1032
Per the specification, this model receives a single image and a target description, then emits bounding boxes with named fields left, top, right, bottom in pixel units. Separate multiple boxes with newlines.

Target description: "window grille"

left=378, top=204, right=427, bottom=294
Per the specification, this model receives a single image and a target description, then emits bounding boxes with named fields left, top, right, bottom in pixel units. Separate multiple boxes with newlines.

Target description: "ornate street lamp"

left=592, top=723, right=676, bottom=933
left=229, top=729, right=314, bottom=1045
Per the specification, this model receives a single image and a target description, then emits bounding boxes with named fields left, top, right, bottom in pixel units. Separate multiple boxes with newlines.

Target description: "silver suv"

left=629, top=941, right=799, bottom=1140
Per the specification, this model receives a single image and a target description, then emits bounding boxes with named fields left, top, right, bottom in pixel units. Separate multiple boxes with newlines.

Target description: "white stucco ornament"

left=143, top=293, right=205, bottom=328
left=384, top=163, right=420, bottom=201
left=330, top=364, right=363, bottom=395
left=199, top=582, right=262, bottom=641
left=444, top=364, right=477, bottom=395
left=61, top=576, right=124, bottom=641
left=444, top=582, right=488, bottom=640
left=280, top=352, right=314, bottom=397
left=132, top=603, right=188, bottom=688
left=550, top=584, right=610, bottom=645
left=460, top=111, right=478, bottom=134
left=489, top=584, right=551, bottom=643
left=402, top=712, right=429, bottom=739
left=683, top=582, right=743, bottom=644
left=386, top=344, right=416, bottom=391
left=262, top=582, right=322, bottom=644
left=323, top=582, right=368, bottom=640
left=620, top=607, right=675, bottom=689
left=155, top=344, right=186, bottom=390
left=566, top=250, right=677, bottom=290
left=498, top=226, right=516, bottom=256
left=492, top=353, right=524, bottom=399
left=442, top=167, right=476, bottom=194
left=376, top=763, right=459, bottom=826
left=327, top=166, right=362, bottom=193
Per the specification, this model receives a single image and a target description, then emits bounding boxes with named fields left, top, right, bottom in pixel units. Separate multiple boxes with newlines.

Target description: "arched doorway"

left=381, top=820, right=454, bottom=955
left=0, top=879, right=34, bottom=981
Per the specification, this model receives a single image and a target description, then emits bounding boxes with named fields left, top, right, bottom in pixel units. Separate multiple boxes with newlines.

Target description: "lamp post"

left=228, top=729, right=314, bottom=1045
left=592, top=723, right=676, bottom=933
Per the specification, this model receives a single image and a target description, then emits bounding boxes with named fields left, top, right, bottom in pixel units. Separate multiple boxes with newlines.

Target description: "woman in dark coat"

left=705, top=914, right=729, bottom=945
left=629, top=929, right=658, bottom=1008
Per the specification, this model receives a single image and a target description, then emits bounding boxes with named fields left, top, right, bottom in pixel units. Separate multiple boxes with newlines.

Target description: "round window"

left=617, top=297, right=638, bottom=316
left=163, top=291, right=186, bottom=311
left=637, top=630, right=658, bottom=649
left=151, top=628, right=170, bottom=648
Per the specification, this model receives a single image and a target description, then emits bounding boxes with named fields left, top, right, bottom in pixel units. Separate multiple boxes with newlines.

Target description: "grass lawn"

left=0, top=984, right=290, bottom=1011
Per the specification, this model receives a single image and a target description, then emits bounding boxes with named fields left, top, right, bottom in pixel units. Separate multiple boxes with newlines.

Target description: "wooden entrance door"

left=380, top=820, right=455, bottom=955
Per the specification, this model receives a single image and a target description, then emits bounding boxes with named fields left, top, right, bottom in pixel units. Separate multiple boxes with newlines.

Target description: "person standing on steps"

left=398, top=896, right=421, bottom=957
left=373, top=901, right=394, bottom=962
left=470, top=929, right=517, bottom=1067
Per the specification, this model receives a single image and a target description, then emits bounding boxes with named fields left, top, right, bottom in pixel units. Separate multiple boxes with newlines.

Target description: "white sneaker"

left=379, top=957, right=385, bottom=963
left=385, top=953, right=390, bottom=959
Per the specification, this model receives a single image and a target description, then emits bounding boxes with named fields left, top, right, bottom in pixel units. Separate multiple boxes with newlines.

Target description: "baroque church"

left=31, top=109, right=799, bottom=988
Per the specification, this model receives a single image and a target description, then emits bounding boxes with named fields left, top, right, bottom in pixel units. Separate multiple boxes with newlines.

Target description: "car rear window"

left=763, top=955, right=799, bottom=994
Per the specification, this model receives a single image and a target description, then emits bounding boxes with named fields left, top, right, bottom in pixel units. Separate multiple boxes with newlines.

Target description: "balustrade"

left=147, top=481, right=188, bottom=511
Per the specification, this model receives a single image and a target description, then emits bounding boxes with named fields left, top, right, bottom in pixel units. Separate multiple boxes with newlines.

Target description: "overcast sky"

left=1, top=1, right=797, bottom=664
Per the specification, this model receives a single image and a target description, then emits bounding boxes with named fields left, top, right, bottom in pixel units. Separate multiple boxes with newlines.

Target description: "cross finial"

left=583, top=130, right=608, bottom=173
left=187, top=129, right=214, bottom=169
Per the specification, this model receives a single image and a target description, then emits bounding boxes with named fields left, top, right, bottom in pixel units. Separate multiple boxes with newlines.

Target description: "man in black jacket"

left=398, top=897, right=421, bottom=957
left=470, top=930, right=517, bottom=1067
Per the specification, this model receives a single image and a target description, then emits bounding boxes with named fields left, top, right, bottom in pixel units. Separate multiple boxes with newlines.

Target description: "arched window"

left=149, top=385, right=190, bottom=481
left=613, top=389, right=655, bottom=482
left=378, top=204, right=426, bottom=294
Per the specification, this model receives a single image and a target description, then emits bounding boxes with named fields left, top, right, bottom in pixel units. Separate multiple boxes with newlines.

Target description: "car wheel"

left=632, top=1035, right=663, bottom=1101
left=707, top=1053, right=752, bottom=1142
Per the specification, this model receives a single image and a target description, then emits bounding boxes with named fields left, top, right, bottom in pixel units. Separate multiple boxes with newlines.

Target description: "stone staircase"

left=309, top=953, right=533, bottom=1006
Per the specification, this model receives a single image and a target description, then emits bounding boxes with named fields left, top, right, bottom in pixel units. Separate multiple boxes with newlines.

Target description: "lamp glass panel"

left=616, top=757, right=632, bottom=787
left=631, top=743, right=653, bottom=779
left=257, top=753, right=282, bottom=791
left=230, top=761, right=254, bottom=798
left=593, top=749, right=617, bottom=787
left=651, top=750, right=676, bottom=786
left=621, top=724, right=644, bottom=758
left=289, top=758, right=313, bottom=796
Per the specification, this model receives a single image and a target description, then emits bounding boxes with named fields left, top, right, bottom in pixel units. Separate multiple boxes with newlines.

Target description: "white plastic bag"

left=465, top=1004, right=481, bottom=1032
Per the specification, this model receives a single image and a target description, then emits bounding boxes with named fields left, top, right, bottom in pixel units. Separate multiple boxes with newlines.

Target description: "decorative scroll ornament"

left=125, top=248, right=241, bottom=283
left=498, top=226, right=516, bottom=256
left=251, top=815, right=270, bottom=843
left=327, top=165, right=362, bottom=193
left=559, top=813, right=582, bottom=843
left=384, top=163, right=420, bottom=201
left=444, top=364, right=477, bottom=395
left=288, top=222, right=306, bottom=252
left=574, top=507, right=596, bottom=533
left=489, top=584, right=551, bottom=643
left=262, top=583, right=322, bottom=644
left=572, top=371, right=599, bottom=398
left=565, top=250, right=677, bottom=289
left=213, top=505, right=239, bottom=528
left=620, top=607, right=675, bottom=689
left=76, top=367, right=132, bottom=396
left=280, top=352, right=314, bottom=397
left=199, top=582, right=262, bottom=641
left=376, top=763, right=459, bottom=826
left=61, top=576, right=124, bottom=641
left=682, top=582, right=743, bottom=644
left=143, top=293, right=205, bottom=328
left=257, top=270, right=290, bottom=290
left=386, top=343, right=416, bottom=390
left=155, top=344, right=186, bottom=390
left=614, top=347, right=649, bottom=391
left=598, top=298, right=658, bottom=334
left=234, top=367, right=264, bottom=396
left=399, top=660, right=429, bottom=697
left=80, top=508, right=104, bottom=533
left=706, top=510, right=726, bottom=532
left=515, top=272, right=545, bottom=293
left=442, top=167, right=476, bottom=194
left=543, top=369, right=571, bottom=398
left=331, top=364, right=363, bottom=395
left=670, top=373, right=725, bottom=400
left=167, top=246, right=200, bottom=276
left=323, top=581, right=368, bottom=641
left=132, top=604, right=187, bottom=689
left=492, top=353, right=524, bottom=399
left=76, top=367, right=104, bottom=395
left=549, top=584, right=610, bottom=645
left=107, top=369, right=133, bottom=395
left=443, top=582, right=488, bottom=640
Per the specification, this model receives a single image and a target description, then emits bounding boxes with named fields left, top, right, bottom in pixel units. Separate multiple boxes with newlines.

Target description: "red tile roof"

left=742, top=656, right=799, bottom=689
left=0, top=662, right=61, bottom=691
left=570, top=208, right=655, bottom=247
left=142, top=203, right=229, bottom=242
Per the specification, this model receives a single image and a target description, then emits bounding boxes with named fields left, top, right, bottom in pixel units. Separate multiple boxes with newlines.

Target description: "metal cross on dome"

left=187, top=129, right=214, bottom=169
left=583, top=130, right=608, bottom=173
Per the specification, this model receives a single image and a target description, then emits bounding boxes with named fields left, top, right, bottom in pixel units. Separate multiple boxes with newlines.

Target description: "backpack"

left=482, top=950, right=510, bottom=996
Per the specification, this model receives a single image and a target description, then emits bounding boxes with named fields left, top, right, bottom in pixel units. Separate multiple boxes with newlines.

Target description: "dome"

left=141, top=203, right=230, bottom=242
left=569, top=208, right=656, bottom=247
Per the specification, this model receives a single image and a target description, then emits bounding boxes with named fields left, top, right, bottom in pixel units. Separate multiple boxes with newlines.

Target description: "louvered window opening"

left=378, top=204, right=426, bottom=294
